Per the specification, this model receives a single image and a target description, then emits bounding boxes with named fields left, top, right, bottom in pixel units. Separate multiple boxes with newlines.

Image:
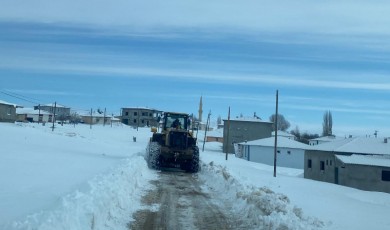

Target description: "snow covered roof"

left=121, top=107, right=160, bottom=111
left=42, top=103, right=69, bottom=108
left=0, top=99, right=16, bottom=106
left=16, top=108, right=51, bottom=115
left=223, top=117, right=272, bottom=124
left=336, top=154, right=390, bottom=168
left=309, top=137, right=390, bottom=155
left=240, top=136, right=310, bottom=150
left=78, top=110, right=107, bottom=117
left=206, top=128, right=223, bottom=138
left=310, top=136, right=344, bottom=142
left=272, top=130, right=295, bottom=138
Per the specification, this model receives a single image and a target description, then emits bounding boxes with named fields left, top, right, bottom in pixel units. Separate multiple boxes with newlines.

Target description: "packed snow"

left=1, top=122, right=390, bottom=229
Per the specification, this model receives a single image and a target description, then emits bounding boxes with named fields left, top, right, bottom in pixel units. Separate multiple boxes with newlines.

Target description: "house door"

left=335, top=167, right=339, bottom=184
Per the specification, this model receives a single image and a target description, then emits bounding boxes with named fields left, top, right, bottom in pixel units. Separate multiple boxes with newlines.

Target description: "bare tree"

left=322, top=110, right=333, bottom=136
left=217, top=115, right=222, bottom=125
left=269, top=114, right=290, bottom=131
left=69, top=112, right=82, bottom=125
left=290, top=126, right=301, bottom=140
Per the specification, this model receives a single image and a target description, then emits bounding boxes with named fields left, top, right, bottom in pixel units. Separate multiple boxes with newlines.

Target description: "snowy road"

left=130, top=170, right=250, bottom=230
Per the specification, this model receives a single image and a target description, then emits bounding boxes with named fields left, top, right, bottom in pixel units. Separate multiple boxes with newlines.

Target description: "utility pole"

left=202, top=111, right=211, bottom=152
left=225, top=106, right=231, bottom=160
left=51, top=102, right=56, bottom=131
left=273, top=90, right=279, bottom=177
left=103, top=108, right=106, bottom=126
left=90, top=108, right=93, bottom=129
left=137, top=109, right=140, bottom=131
left=38, top=104, right=41, bottom=124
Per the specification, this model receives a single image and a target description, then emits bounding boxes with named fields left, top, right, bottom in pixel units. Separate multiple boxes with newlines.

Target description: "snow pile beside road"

left=200, top=162, right=324, bottom=230
left=9, top=154, right=156, bottom=230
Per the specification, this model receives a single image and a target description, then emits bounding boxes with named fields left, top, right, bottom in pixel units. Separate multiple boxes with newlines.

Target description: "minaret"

left=198, top=96, right=203, bottom=122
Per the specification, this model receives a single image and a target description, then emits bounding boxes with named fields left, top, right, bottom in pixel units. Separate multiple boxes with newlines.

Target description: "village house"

left=34, top=103, right=71, bottom=119
left=223, top=117, right=273, bottom=153
left=236, top=136, right=310, bottom=169
left=205, top=129, right=224, bottom=143
left=305, top=137, right=390, bottom=193
left=79, top=110, right=112, bottom=125
left=16, top=107, right=53, bottom=123
left=121, top=107, right=162, bottom=127
left=0, top=100, right=17, bottom=123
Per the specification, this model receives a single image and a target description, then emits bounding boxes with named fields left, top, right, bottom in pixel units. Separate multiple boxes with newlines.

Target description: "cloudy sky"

left=1, top=0, right=390, bottom=137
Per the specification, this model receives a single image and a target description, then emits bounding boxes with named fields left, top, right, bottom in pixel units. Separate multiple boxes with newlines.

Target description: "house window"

left=320, top=161, right=325, bottom=171
left=125, top=112, right=129, bottom=116
left=287, top=151, right=291, bottom=155
left=326, top=160, right=329, bottom=165
left=133, top=119, right=137, bottom=123
left=330, top=160, right=333, bottom=166
left=382, top=171, right=390, bottom=181
left=7, top=107, right=12, bottom=115
left=149, top=113, right=153, bottom=117
left=141, top=120, right=144, bottom=124
left=308, top=159, right=312, bottom=169
left=134, top=112, right=138, bottom=116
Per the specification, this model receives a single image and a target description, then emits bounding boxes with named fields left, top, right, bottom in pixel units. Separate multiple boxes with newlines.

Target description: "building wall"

left=0, top=104, right=16, bottom=123
left=17, top=114, right=52, bottom=123
left=305, top=150, right=390, bottom=193
left=206, top=136, right=223, bottom=143
left=222, top=120, right=273, bottom=153
left=82, top=116, right=110, bottom=125
left=241, top=145, right=305, bottom=169
left=304, top=150, right=338, bottom=184
left=335, top=160, right=390, bottom=193
left=121, top=108, right=160, bottom=127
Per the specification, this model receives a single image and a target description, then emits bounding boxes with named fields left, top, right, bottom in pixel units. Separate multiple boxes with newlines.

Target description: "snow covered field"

left=1, top=122, right=389, bottom=229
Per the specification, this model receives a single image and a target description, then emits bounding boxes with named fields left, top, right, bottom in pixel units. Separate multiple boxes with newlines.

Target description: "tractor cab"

left=163, top=112, right=189, bottom=131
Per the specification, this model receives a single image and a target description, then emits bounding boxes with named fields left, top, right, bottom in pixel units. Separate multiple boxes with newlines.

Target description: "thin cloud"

left=2, top=0, right=390, bottom=37
left=284, top=104, right=390, bottom=116
left=7, top=89, right=90, bottom=97
left=3, top=58, right=390, bottom=91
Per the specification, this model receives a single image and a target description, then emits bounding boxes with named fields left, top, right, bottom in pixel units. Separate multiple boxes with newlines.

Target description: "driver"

left=171, top=118, right=181, bottom=128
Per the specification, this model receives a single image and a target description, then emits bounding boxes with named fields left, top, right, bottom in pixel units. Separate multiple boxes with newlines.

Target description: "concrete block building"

left=305, top=137, right=390, bottom=193
left=121, top=107, right=162, bottom=127
left=0, top=100, right=16, bottom=123
left=223, top=117, right=273, bottom=153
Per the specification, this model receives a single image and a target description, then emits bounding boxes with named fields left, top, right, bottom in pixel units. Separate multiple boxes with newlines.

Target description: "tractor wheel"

left=147, top=142, right=161, bottom=170
left=187, top=146, right=200, bottom=173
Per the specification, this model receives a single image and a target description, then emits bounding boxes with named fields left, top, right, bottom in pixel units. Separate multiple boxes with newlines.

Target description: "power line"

left=0, top=90, right=42, bottom=105
left=1, top=90, right=117, bottom=115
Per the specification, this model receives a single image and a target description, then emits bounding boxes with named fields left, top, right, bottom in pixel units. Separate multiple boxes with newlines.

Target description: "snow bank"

left=2, top=123, right=390, bottom=230
left=0, top=122, right=156, bottom=229
left=8, top=154, right=156, bottom=230
left=200, top=162, right=324, bottom=230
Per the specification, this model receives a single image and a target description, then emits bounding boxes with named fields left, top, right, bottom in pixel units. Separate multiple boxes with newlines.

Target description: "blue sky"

left=1, top=0, right=390, bottom=137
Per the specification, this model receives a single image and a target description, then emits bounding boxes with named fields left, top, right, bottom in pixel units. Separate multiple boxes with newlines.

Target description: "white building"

left=236, top=136, right=310, bottom=169
left=16, top=107, right=53, bottom=123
